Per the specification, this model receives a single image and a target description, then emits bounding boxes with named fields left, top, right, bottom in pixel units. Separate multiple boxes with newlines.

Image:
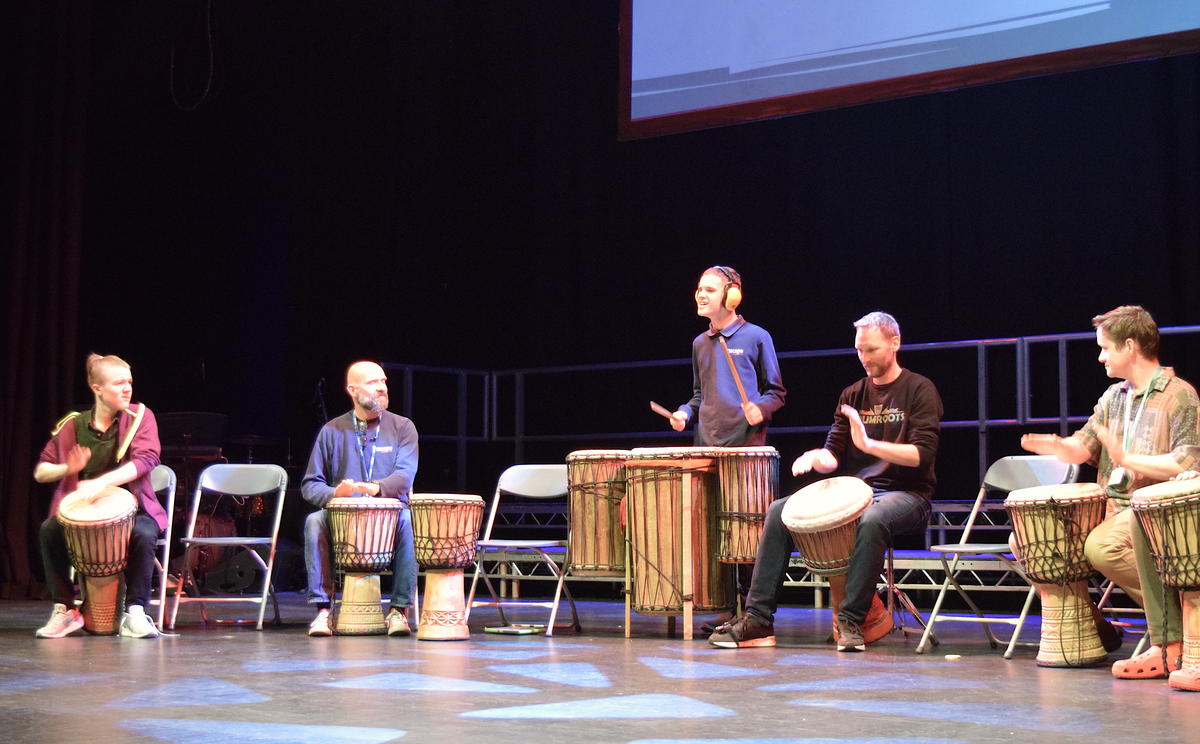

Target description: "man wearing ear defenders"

left=670, top=265, right=786, bottom=446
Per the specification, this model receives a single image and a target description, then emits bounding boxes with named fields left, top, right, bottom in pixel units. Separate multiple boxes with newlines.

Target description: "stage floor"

left=0, top=593, right=1194, bottom=744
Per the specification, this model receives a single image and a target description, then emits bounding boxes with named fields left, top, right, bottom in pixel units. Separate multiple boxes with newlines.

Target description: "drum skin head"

left=1131, top=479, right=1200, bottom=505
left=410, top=494, right=484, bottom=506
left=327, top=496, right=403, bottom=510
left=58, top=486, right=136, bottom=523
left=781, top=476, right=872, bottom=533
left=567, top=450, right=632, bottom=461
left=1005, top=482, right=1105, bottom=506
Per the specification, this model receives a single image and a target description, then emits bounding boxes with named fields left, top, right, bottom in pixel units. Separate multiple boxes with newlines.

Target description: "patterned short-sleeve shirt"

left=1075, top=367, right=1200, bottom=508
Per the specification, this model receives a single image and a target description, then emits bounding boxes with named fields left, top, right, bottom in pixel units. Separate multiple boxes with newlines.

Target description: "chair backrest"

left=150, top=464, right=178, bottom=544
left=482, top=464, right=568, bottom=541
left=150, top=463, right=177, bottom=496
left=953, top=455, right=1078, bottom=545
left=983, top=455, right=1078, bottom=493
left=187, top=463, right=289, bottom=539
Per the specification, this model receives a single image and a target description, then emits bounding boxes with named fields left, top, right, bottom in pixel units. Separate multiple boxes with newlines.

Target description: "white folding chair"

left=148, top=464, right=177, bottom=628
left=466, top=464, right=581, bottom=635
left=169, top=463, right=287, bottom=630
left=916, top=455, right=1078, bottom=657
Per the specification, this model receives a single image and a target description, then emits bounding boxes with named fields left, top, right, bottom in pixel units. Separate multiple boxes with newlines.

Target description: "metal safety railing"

left=383, top=326, right=1199, bottom=492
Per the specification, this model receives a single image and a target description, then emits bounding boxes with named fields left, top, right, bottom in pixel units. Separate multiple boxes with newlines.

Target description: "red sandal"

left=1111, top=642, right=1183, bottom=679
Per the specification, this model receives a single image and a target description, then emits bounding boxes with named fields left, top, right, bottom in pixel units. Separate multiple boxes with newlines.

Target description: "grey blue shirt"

left=679, top=316, right=786, bottom=446
left=301, top=410, right=419, bottom=507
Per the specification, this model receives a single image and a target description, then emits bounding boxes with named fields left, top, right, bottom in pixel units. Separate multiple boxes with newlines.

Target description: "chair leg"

left=1003, top=585, right=1039, bottom=659
left=539, top=550, right=581, bottom=635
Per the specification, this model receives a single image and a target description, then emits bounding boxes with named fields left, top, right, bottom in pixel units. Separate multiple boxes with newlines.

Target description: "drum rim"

left=57, top=487, right=137, bottom=524
left=1005, top=482, right=1106, bottom=505
left=409, top=493, right=485, bottom=504
left=1130, top=479, right=1200, bottom=504
left=781, top=477, right=872, bottom=532
left=326, top=496, right=404, bottom=509
left=567, top=449, right=633, bottom=459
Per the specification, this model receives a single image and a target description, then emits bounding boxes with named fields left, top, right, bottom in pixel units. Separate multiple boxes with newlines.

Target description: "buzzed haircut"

left=853, top=311, right=900, bottom=339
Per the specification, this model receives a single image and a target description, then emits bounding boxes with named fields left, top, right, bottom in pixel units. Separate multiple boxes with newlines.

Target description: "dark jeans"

left=40, top=513, right=161, bottom=608
left=745, top=488, right=930, bottom=625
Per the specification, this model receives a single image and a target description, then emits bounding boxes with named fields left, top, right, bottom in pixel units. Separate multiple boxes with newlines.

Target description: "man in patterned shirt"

left=1022, top=305, right=1200, bottom=681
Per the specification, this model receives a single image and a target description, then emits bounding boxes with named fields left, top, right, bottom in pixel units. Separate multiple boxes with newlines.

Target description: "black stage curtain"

left=1, top=3, right=92, bottom=598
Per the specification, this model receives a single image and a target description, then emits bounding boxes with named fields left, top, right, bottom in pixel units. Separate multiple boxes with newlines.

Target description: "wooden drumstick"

left=649, top=401, right=674, bottom=420
left=717, top=336, right=751, bottom=406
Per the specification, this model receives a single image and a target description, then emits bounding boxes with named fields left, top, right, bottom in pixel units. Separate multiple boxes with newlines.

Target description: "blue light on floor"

left=0, top=672, right=111, bottom=693
left=241, top=659, right=421, bottom=673
left=638, top=656, right=773, bottom=679
left=656, top=645, right=734, bottom=656
left=760, top=673, right=988, bottom=691
left=107, top=678, right=268, bottom=708
left=789, top=700, right=1102, bottom=734
left=775, top=654, right=959, bottom=668
left=475, top=640, right=599, bottom=649
left=324, top=672, right=536, bottom=693
left=417, top=647, right=551, bottom=661
left=120, top=718, right=405, bottom=743
left=487, top=662, right=611, bottom=687
left=461, top=693, right=736, bottom=720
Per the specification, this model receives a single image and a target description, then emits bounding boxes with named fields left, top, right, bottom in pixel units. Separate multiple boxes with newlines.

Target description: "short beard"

left=354, top=390, right=386, bottom=414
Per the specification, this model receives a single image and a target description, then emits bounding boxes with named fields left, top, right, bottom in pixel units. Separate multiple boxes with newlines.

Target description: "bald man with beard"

left=301, top=361, right=419, bottom=637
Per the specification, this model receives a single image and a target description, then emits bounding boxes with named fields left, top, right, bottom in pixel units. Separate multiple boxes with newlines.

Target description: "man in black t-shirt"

left=710, top=311, right=942, bottom=652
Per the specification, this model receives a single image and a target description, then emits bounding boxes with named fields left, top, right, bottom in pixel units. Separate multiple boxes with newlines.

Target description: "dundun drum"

left=1132, top=479, right=1200, bottom=681
left=57, top=486, right=137, bottom=635
left=1005, top=482, right=1108, bottom=667
left=625, top=447, right=733, bottom=615
left=327, top=496, right=403, bottom=635
left=410, top=494, right=484, bottom=640
left=781, top=476, right=872, bottom=628
left=565, top=450, right=629, bottom=576
left=715, top=447, right=779, bottom=563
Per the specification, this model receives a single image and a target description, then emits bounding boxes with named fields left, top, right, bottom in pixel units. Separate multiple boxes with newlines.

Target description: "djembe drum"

left=1131, top=479, right=1200, bottom=691
left=565, top=450, right=629, bottom=576
left=625, top=448, right=733, bottom=635
left=1005, top=482, right=1108, bottom=667
left=781, top=476, right=875, bottom=636
left=57, top=486, right=137, bottom=635
left=410, top=494, right=484, bottom=640
left=327, top=496, right=403, bottom=635
left=715, top=447, right=779, bottom=563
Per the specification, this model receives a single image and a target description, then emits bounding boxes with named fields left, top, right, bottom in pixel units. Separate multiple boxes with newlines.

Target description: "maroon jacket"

left=39, top=403, right=167, bottom=531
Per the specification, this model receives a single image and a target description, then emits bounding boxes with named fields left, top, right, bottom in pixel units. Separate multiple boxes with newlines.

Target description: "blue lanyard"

left=353, top=416, right=377, bottom=481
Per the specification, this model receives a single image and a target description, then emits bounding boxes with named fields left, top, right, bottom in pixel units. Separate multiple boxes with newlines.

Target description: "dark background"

left=5, top=2, right=1198, bottom=596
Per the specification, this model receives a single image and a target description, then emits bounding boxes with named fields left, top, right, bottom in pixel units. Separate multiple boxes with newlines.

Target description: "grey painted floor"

left=0, top=592, right=1194, bottom=744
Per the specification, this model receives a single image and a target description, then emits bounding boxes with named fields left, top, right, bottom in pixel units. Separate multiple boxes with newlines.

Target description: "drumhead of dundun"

left=781, top=476, right=872, bottom=533
left=57, top=486, right=137, bottom=524
left=1004, top=482, right=1105, bottom=506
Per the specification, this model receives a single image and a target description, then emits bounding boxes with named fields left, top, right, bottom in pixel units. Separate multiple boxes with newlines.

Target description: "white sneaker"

left=308, top=608, right=332, bottom=637
left=35, top=603, right=85, bottom=639
left=386, top=608, right=411, bottom=637
left=120, top=605, right=161, bottom=638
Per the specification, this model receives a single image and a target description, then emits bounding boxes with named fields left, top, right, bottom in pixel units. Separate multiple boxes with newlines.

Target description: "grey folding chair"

left=916, top=455, right=1078, bottom=657
left=148, top=464, right=177, bottom=628
left=466, top=464, right=581, bottom=635
left=169, top=463, right=287, bottom=630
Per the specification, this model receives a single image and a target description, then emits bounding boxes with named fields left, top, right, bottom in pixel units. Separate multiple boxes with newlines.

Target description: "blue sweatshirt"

left=679, top=316, right=787, bottom=446
left=301, top=410, right=419, bottom=507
